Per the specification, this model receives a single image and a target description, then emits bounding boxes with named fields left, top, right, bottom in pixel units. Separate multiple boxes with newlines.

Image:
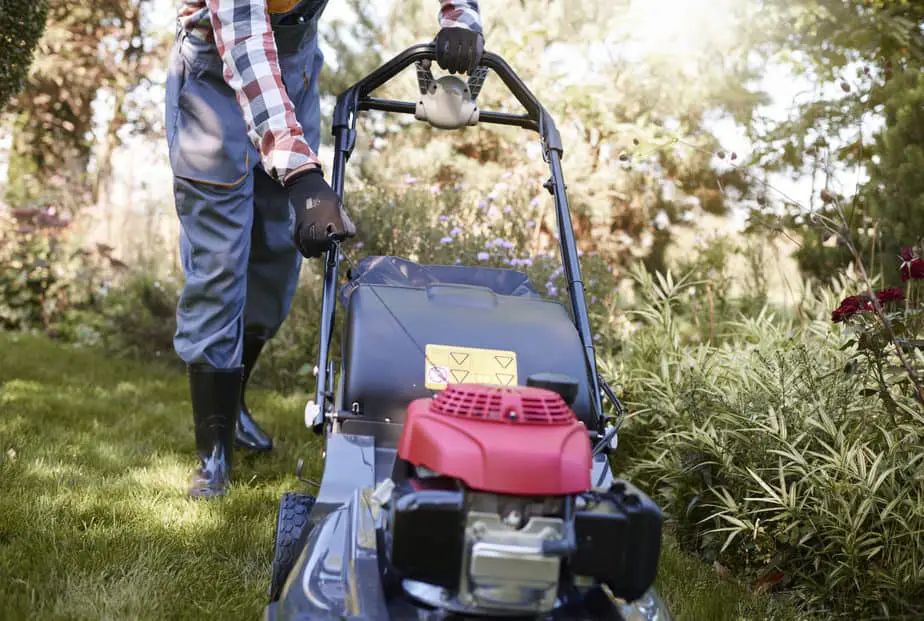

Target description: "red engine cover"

left=397, top=384, right=591, bottom=496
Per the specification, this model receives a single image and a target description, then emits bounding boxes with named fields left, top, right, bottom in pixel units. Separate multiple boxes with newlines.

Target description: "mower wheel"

left=268, top=491, right=316, bottom=602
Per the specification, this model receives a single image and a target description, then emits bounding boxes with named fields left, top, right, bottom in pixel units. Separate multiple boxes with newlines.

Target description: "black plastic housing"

left=311, top=42, right=607, bottom=435
left=570, top=480, right=662, bottom=603
left=340, top=277, right=595, bottom=427
left=388, top=487, right=466, bottom=590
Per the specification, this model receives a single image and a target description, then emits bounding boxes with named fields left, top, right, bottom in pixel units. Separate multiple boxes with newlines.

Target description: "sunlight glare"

left=621, top=0, right=740, bottom=59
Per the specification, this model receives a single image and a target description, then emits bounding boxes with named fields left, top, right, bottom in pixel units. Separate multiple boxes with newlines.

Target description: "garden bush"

left=67, top=174, right=620, bottom=393
left=0, top=206, right=123, bottom=334
left=608, top=254, right=924, bottom=619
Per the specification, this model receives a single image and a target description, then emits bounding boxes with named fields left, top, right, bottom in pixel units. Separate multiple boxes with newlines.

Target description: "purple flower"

left=440, top=236, right=453, bottom=244
left=501, top=240, right=515, bottom=250
left=439, top=215, right=449, bottom=223
left=478, top=199, right=488, bottom=210
left=502, top=171, right=513, bottom=180
left=454, top=258, right=462, bottom=264
left=526, top=220, right=535, bottom=228
left=487, top=190, right=499, bottom=200
left=430, top=184, right=441, bottom=194
left=404, top=174, right=417, bottom=185
left=594, top=334, right=601, bottom=342
left=450, top=227, right=462, bottom=236
left=454, top=183, right=468, bottom=190
left=477, top=251, right=490, bottom=261
left=503, top=206, right=513, bottom=213
left=578, top=249, right=584, bottom=257
left=355, top=241, right=365, bottom=249
left=590, top=296, right=597, bottom=304
left=530, top=196, right=541, bottom=207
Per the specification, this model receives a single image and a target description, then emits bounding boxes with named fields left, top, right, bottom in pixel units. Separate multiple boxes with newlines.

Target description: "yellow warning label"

left=425, top=344, right=518, bottom=390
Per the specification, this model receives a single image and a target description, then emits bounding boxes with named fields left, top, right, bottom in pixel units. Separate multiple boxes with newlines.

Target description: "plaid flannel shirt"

left=177, top=1, right=482, bottom=185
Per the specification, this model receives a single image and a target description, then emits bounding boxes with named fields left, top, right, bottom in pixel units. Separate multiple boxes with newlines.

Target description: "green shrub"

left=609, top=262, right=924, bottom=619
left=0, top=208, right=121, bottom=333
left=66, top=178, right=619, bottom=394
left=75, top=273, right=182, bottom=365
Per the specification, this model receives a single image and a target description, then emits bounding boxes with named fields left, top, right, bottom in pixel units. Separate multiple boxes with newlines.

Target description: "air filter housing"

left=397, top=384, right=591, bottom=496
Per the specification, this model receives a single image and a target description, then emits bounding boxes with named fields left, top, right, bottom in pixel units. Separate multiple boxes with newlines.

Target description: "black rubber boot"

left=188, top=364, right=242, bottom=499
left=236, top=330, right=274, bottom=452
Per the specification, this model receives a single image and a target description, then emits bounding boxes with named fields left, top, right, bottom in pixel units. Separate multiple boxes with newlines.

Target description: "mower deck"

left=264, top=426, right=668, bottom=621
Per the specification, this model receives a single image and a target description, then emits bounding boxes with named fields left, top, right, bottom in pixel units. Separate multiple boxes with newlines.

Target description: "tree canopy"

left=0, top=0, right=49, bottom=110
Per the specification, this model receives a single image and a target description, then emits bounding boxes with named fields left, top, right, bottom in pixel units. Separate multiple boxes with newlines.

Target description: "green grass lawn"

left=0, top=332, right=800, bottom=621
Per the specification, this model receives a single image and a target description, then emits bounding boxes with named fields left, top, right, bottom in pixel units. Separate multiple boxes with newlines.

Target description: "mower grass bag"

left=339, top=255, right=596, bottom=427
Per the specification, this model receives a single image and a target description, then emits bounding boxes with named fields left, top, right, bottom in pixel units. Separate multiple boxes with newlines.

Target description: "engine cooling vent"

left=430, top=384, right=575, bottom=425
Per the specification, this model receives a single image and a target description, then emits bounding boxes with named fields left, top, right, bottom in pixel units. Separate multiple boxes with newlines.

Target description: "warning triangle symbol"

left=451, top=370, right=470, bottom=383
left=497, top=374, right=514, bottom=386
left=450, top=352, right=469, bottom=365
left=495, top=356, right=514, bottom=369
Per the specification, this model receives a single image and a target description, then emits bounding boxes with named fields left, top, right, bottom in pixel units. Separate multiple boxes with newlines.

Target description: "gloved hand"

left=434, top=27, right=484, bottom=75
left=286, top=166, right=356, bottom=259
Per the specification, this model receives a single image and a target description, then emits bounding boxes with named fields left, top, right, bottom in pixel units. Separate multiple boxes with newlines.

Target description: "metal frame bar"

left=311, top=42, right=604, bottom=433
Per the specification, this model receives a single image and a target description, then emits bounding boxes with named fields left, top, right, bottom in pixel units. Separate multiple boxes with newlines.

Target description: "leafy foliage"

left=862, top=66, right=924, bottom=286
left=0, top=207, right=124, bottom=333
left=328, top=0, right=770, bottom=274
left=0, top=0, right=48, bottom=109
left=609, top=260, right=924, bottom=619
left=743, top=0, right=924, bottom=284
left=4, top=0, right=164, bottom=205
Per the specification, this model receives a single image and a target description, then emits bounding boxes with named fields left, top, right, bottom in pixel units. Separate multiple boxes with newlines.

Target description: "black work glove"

left=434, top=27, right=484, bottom=75
left=286, top=167, right=356, bottom=259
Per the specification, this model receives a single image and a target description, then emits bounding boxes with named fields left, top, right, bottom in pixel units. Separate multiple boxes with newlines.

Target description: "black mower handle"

left=330, top=42, right=563, bottom=156
left=310, top=42, right=604, bottom=435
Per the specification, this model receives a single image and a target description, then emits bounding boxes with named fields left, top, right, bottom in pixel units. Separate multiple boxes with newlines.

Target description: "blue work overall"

left=164, top=0, right=328, bottom=368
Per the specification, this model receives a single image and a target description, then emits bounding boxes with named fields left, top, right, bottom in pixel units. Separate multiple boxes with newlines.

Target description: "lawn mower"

left=264, top=42, right=672, bottom=621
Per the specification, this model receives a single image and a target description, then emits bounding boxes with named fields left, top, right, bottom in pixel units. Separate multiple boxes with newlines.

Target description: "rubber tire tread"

left=269, top=491, right=316, bottom=602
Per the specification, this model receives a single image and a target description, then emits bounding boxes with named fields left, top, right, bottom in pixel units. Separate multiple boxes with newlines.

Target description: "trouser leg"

left=166, top=30, right=258, bottom=495
left=173, top=172, right=255, bottom=494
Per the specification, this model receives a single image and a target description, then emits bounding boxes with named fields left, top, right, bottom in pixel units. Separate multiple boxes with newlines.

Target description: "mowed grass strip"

left=0, top=332, right=798, bottom=620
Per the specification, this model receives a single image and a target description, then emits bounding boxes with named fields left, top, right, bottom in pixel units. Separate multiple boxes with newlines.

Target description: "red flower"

left=831, top=294, right=873, bottom=323
left=900, top=259, right=924, bottom=281
left=876, top=287, right=905, bottom=304
left=899, top=248, right=924, bottom=280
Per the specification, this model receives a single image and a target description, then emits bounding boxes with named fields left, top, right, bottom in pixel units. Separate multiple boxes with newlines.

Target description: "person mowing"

left=166, top=0, right=485, bottom=498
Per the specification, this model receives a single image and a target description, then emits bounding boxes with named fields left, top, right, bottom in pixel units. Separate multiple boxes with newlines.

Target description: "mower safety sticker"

left=424, top=344, right=518, bottom=390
